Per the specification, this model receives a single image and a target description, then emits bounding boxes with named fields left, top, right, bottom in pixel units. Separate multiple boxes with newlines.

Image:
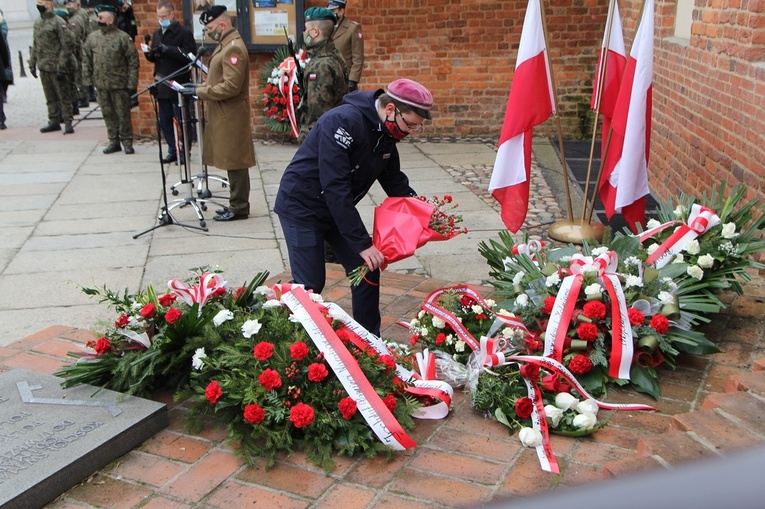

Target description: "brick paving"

left=1, top=268, right=763, bottom=508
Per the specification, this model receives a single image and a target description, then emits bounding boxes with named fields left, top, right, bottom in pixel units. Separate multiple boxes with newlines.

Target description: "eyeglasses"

left=396, top=108, right=423, bottom=132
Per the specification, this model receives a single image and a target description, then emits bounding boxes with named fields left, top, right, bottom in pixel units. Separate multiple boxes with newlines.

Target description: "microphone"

left=144, top=33, right=151, bottom=45
left=195, top=46, right=208, bottom=61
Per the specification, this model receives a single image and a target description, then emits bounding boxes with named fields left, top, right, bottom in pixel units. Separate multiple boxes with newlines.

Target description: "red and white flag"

left=489, top=0, right=554, bottom=233
left=599, top=0, right=654, bottom=233
left=591, top=0, right=626, bottom=160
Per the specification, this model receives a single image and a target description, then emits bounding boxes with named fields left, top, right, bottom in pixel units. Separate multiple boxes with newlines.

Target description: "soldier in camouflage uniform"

left=29, top=0, right=74, bottom=134
left=298, top=7, right=348, bottom=144
left=54, top=8, right=80, bottom=117
left=65, top=0, right=92, bottom=107
left=82, top=5, right=138, bottom=154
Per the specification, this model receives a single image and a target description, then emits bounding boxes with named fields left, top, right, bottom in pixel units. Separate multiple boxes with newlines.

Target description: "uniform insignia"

left=333, top=127, right=352, bottom=149
left=357, top=32, right=362, bottom=38
left=309, top=73, right=317, bottom=81
left=230, top=56, right=238, bottom=65
left=382, top=153, right=391, bottom=159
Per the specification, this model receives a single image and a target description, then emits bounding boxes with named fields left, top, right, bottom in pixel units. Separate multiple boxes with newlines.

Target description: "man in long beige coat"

left=195, top=6, right=256, bottom=221
left=327, top=0, right=363, bottom=92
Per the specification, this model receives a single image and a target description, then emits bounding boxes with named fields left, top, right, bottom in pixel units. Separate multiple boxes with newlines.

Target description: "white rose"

left=262, top=299, right=282, bottom=309
left=241, top=319, right=262, bottom=338
left=625, top=275, right=643, bottom=288
left=591, top=246, right=608, bottom=256
left=329, top=306, right=350, bottom=321
left=515, top=294, right=529, bottom=307
left=545, top=273, right=561, bottom=287
left=721, top=222, right=739, bottom=239
left=646, top=243, right=659, bottom=255
left=309, top=292, right=324, bottom=303
left=431, top=317, right=445, bottom=329
left=254, top=285, right=271, bottom=295
left=697, top=253, right=715, bottom=269
left=501, top=327, right=514, bottom=338
left=646, top=218, right=661, bottom=229
left=213, top=309, right=234, bottom=326
left=485, top=299, right=496, bottom=308
left=685, top=239, right=701, bottom=255
left=575, top=399, right=599, bottom=416
left=544, top=405, right=564, bottom=428
left=673, top=205, right=686, bottom=217
left=513, top=271, right=525, bottom=285
left=584, top=283, right=602, bottom=296
left=555, top=392, right=579, bottom=411
left=191, top=348, right=207, bottom=370
left=573, top=412, right=598, bottom=430
left=658, top=291, right=675, bottom=305
left=672, top=253, right=684, bottom=264
left=518, top=427, right=543, bottom=448
left=687, top=265, right=704, bottom=280
left=455, top=339, right=466, bottom=352
left=472, top=305, right=484, bottom=314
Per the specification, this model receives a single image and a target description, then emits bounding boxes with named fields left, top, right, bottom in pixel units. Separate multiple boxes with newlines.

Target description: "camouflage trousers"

left=97, top=88, right=133, bottom=145
left=40, top=70, right=72, bottom=125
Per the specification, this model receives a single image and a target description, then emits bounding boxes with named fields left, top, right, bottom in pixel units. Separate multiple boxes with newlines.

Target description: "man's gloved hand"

left=180, top=83, right=196, bottom=95
left=56, top=71, right=66, bottom=82
left=30, top=65, right=38, bottom=79
left=348, top=81, right=358, bottom=92
left=152, top=44, right=168, bottom=58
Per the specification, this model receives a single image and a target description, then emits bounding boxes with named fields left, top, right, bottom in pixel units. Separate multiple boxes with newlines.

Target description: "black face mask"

left=98, top=21, right=108, bottom=28
left=37, top=5, right=47, bottom=14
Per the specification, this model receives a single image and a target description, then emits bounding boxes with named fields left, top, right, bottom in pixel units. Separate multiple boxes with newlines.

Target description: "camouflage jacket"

left=299, top=39, right=348, bottom=139
left=82, top=24, right=138, bottom=90
left=61, top=20, right=78, bottom=74
left=68, top=7, right=91, bottom=47
left=29, top=11, right=69, bottom=72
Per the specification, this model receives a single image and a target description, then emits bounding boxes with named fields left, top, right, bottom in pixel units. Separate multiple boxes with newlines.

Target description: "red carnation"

left=290, top=341, right=310, bottom=361
left=383, top=394, right=397, bottom=412
left=379, top=355, right=396, bottom=372
left=627, top=308, right=645, bottom=326
left=515, top=397, right=534, bottom=419
left=475, top=313, right=488, bottom=320
left=158, top=293, right=176, bottom=307
left=212, top=287, right=226, bottom=297
left=576, top=322, right=599, bottom=342
left=94, top=336, right=111, bottom=355
left=520, top=363, right=540, bottom=380
left=459, top=295, right=474, bottom=307
left=649, top=314, right=670, bottom=334
left=258, top=368, right=282, bottom=391
left=205, top=380, right=223, bottom=404
left=164, top=307, right=182, bottom=325
left=568, top=354, right=594, bottom=375
left=524, top=334, right=542, bottom=353
left=243, top=403, right=265, bottom=424
left=307, top=363, right=329, bottom=383
left=139, top=303, right=156, bottom=319
left=542, top=296, right=557, bottom=315
left=435, top=332, right=446, bottom=345
left=336, top=327, right=353, bottom=343
left=114, top=314, right=129, bottom=328
left=444, top=194, right=453, bottom=203
left=338, top=397, right=357, bottom=420
left=410, top=334, right=419, bottom=346
left=583, top=301, right=607, bottom=320
left=253, top=342, right=275, bottom=361
left=289, top=402, right=315, bottom=428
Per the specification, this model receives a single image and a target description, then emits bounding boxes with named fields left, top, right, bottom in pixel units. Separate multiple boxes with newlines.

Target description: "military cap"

left=199, top=5, right=227, bottom=25
left=94, top=4, right=118, bottom=14
left=305, top=7, right=337, bottom=22
left=327, top=0, right=346, bottom=9
left=387, top=79, right=433, bottom=120
left=53, top=8, right=69, bottom=19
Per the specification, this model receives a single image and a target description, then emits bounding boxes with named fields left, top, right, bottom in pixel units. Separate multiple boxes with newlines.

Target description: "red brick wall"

left=129, top=0, right=765, bottom=209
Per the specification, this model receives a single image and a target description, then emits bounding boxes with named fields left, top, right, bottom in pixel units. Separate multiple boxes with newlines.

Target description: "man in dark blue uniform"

left=274, top=78, right=433, bottom=335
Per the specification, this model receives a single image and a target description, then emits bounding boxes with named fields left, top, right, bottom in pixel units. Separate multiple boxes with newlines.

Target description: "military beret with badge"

left=94, top=4, right=118, bottom=14
left=327, top=0, right=347, bottom=9
left=305, top=7, right=337, bottom=22
left=199, top=5, right=227, bottom=25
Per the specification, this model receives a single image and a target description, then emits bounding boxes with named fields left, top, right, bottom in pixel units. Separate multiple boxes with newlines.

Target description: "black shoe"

left=215, top=208, right=229, bottom=215
left=103, top=142, right=121, bottom=154
left=161, top=153, right=177, bottom=164
left=123, top=146, right=135, bottom=155
left=72, top=103, right=80, bottom=116
left=213, top=211, right=247, bottom=222
left=78, top=98, right=89, bottom=108
left=63, top=124, right=74, bottom=134
left=0, top=123, right=6, bottom=130
left=40, top=123, right=61, bottom=133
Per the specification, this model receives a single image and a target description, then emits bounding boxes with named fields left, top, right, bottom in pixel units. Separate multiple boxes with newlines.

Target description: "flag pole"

left=582, top=0, right=617, bottom=222
left=587, top=0, right=650, bottom=225
left=542, top=0, right=605, bottom=244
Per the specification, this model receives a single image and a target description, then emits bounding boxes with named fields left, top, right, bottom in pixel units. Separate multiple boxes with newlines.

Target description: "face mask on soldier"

left=37, top=4, right=47, bottom=14
left=209, top=24, right=223, bottom=41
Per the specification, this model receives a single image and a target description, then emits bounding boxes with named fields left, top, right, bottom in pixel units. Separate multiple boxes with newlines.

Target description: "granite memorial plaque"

left=0, top=369, right=168, bottom=509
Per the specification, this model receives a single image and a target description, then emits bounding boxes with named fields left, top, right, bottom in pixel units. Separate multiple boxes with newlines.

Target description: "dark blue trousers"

left=279, top=216, right=381, bottom=336
left=158, top=98, right=177, bottom=156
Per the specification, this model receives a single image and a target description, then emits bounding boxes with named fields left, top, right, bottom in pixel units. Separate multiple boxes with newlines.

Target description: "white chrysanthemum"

left=241, top=319, right=262, bottom=338
left=557, top=255, right=572, bottom=263
left=625, top=256, right=641, bottom=268
left=625, top=275, right=643, bottom=288
left=697, top=253, right=715, bottom=268
left=501, top=327, right=514, bottom=338
left=646, top=218, right=661, bottom=229
left=591, top=246, right=609, bottom=256
left=309, top=292, right=324, bottom=303
left=658, top=291, right=675, bottom=305
left=213, top=309, right=234, bottom=326
left=455, top=339, right=466, bottom=352
left=685, top=239, right=701, bottom=255
left=445, top=334, right=454, bottom=345
left=721, top=222, right=738, bottom=239
left=485, top=299, right=496, bottom=308
left=584, top=283, right=602, bottom=296
left=581, top=264, right=600, bottom=276
left=191, top=348, right=206, bottom=371
left=409, top=318, right=420, bottom=328
left=660, top=277, right=678, bottom=291
left=417, top=310, right=426, bottom=319
left=515, top=294, right=529, bottom=307
left=498, top=308, right=514, bottom=317
left=431, top=317, right=445, bottom=329
left=513, top=271, right=525, bottom=285
left=329, top=306, right=350, bottom=321
left=254, top=285, right=270, bottom=295
left=262, top=299, right=282, bottom=309
left=288, top=314, right=301, bottom=323
left=646, top=243, right=659, bottom=255
left=545, top=272, right=561, bottom=287
left=687, top=265, right=704, bottom=280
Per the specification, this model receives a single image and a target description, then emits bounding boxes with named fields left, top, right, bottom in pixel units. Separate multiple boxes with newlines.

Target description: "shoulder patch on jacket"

left=334, top=127, right=352, bottom=149
left=230, top=55, right=238, bottom=65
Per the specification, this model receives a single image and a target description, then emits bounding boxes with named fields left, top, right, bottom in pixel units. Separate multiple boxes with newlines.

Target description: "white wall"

left=0, top=0, right=35, bottom=26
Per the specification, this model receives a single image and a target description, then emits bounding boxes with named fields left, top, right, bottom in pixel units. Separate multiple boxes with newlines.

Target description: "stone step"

left=602, top=455, right=667, bottom=478
left=636, top=431, right=718, bottom=464
left=671, top=409, right=762, bottom=452
left=700, top=391, right=765, bottom=438
left=726, top=369, right=765, bottom=396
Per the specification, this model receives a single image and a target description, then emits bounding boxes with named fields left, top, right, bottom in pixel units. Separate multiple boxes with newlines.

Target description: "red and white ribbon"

left=328, top=305, right=453, bottom=420
left=641, top=204, right=721, bottom=269
left=512, top=240, right=546, bottom=261
left=168, top=273, right=226, bottom=308
left=282, top=288, right=416, bottom=450
left=544, top=251, right=633, bottom=379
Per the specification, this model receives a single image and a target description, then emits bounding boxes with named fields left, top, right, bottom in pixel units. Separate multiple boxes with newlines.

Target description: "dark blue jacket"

left=274, top=89, right=416, bottom=253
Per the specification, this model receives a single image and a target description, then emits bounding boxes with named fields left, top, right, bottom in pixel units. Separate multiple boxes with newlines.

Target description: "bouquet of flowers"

left=55, top=269, right=267, bottom=397
left=349, top=195, right=468, bottom=285
left=259, top=47, right=306, bottom=138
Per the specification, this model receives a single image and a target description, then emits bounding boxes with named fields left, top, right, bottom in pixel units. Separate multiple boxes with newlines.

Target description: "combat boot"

left=64, top=123, right=74, bottom=134
left=103, top=141, right=121, bottom=154
left=78, top=97, right=89, bottom=108
left=72, top=102, right=80, bottom=116
left=123, top=142, right=135, bottom=155
left=40, top=123, right=61, bottom=133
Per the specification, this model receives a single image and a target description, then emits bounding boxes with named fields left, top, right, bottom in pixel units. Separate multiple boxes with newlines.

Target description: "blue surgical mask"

left=159, top=19, right=171, bottom=28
